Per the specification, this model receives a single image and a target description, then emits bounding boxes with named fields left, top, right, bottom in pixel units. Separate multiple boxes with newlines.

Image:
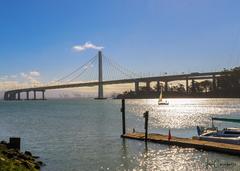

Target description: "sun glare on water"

left=125, top=98, right=240, bottom=129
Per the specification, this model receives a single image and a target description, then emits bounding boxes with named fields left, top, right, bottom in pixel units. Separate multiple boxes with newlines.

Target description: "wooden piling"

left=143, top=111, right=149, bottom=142
left=121, top=99, right=126, bottom=135
left=8, top=137, right=21, bottom=150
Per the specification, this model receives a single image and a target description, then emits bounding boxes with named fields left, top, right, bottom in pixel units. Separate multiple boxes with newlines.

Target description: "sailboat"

left=193, top=117, right=240, bottom=145
left=158, top=86, right=169, bottom=105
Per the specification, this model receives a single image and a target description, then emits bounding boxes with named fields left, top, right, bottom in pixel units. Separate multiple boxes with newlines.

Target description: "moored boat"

left=193, top=117, right=240, bottom=145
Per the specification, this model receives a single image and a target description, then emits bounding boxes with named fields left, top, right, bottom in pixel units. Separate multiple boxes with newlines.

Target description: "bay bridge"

left=4, top=51, right=223, bottom=100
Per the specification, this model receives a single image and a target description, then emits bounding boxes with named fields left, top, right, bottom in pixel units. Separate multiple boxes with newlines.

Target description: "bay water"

left=0, top=98, right=240, bottom=171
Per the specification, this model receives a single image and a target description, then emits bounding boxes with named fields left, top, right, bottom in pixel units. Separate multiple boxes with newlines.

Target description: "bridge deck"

left=122, top=132, right=240, bottom=156
left=6, top=71, right=224, bottom=93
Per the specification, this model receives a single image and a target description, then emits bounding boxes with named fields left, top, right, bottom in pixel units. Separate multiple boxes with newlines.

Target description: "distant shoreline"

left=114, top=96, right=240, bottom=99
left=114, top=92, right=240, bottom=99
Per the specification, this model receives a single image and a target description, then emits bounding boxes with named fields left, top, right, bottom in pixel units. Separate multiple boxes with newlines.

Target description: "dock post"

left=121, top=99, right=126, bottom=135
left=8, top=137, right=21, bottom=151
left=143, top=111, right=149, bottom=142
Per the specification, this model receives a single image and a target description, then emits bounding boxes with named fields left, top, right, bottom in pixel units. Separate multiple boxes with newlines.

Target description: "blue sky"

left=1, top=0, right=240, bottom=87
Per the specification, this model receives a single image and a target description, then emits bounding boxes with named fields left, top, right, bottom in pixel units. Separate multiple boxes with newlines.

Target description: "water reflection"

left=1, top=99, right=240, bottom=171
left=119, top=139, right=240, bottom=171
left=126, top=98, right=240, bottom=129
left=115, top=98, right=240, bottom=170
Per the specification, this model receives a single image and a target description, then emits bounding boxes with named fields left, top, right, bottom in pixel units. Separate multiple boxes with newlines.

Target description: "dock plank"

left=121, top=133, right=240, bottom=156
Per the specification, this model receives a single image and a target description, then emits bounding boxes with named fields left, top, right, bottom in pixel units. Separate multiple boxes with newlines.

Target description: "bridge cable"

left=67, top=57, right=97, bottom=83
left=54, top=55, right=97, bottom=83
left=104, top=55, right=141, bottom=79
left=105, top=56, right=125, bottom=80
left=104, top=55, right=141, bottom=78
left=105, top=56, right=134, bottom=80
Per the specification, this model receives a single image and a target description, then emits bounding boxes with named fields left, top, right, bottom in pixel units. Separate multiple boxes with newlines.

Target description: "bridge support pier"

left=13, top=93, right=17, bottom=100
left=212, top=75, right=216, bottom=91
left=9, top=93, right=13, bottom=100
left=191, top=79, right=196, bottom=93
left=135, top=81, right=139, bottom=94
left=17, top=92, right=21, bottom=101
left=186, top=77, right=189, bottom=94
left=156, top=81, right=160, bottom=92
left=95, top=51, right=106, bottom=99
left=165, top=81, right=168, bottom=92
left=6, top=93, right=11, bottom=100
left=146, top=81, right=151, bottom=91
left=42, top=90, right=45, bottom=100
left=4, top=92, right=8, bottom=100
left=33, top=91, right=36, bottom=100
left=5, top=92, right=11, bottom=100
left=9, top=92, right=16, bottom=100
left=26, top=91, right=29, bottom=100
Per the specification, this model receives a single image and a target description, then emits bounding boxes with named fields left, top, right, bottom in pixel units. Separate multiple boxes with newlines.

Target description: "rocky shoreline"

left=0, top=140, right=44, bottom=171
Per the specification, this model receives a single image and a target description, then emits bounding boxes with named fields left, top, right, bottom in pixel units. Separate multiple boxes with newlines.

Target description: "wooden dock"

left=121, top=132, right=240, bottom=156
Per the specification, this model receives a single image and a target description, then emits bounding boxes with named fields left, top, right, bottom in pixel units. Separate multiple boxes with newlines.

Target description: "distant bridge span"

left=4, top=71, right=224, bottom=100
left=4, top=51, right=228, bottom=100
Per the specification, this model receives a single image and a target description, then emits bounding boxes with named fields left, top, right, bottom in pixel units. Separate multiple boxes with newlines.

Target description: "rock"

left=0, top=157, right=6, bottom=161
left=37, top=160, right=44, bottom=166
left=22, top=161, right=31, bottom=169
left=34, top=164, right=41, bottom=169
left=24, top=151, right=32, bottom=156
left=6, top=152, right=14, bottom=159
left=0, top=140, right=8, bottom=145
left=1, top=140, right=44, bottom=170
left=33, top=155, right=40, bottom=159
left=2, top=151, right=7, bottom=155
left=18, top=154, right=29, bottom=160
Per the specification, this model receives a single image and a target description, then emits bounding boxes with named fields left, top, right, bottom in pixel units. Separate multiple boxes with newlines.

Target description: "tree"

left=199, top=80, right=212, bottom=93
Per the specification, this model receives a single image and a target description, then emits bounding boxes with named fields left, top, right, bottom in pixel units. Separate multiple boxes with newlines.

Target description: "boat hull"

left=193, top=136, right=240, bottom=145
left=158, top=103, right=169, bottom=105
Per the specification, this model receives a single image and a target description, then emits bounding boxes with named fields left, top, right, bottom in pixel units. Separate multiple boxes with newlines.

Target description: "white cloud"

left=0, top=71, right=43, bottom=90
left=73, top=42, right=104, bottom=52
left=0, top=75, right=9, bottom=80
left=20, top=71, right=41, bottom=85
left=20, top=72, right=28, bottom=78
left=10, top=75, right=17, bottom=78
left=30, top=71, right=40, bottom=77
left=21, top=71, right=40, bottom=79
left=0, top=80, right=30, bottom=90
